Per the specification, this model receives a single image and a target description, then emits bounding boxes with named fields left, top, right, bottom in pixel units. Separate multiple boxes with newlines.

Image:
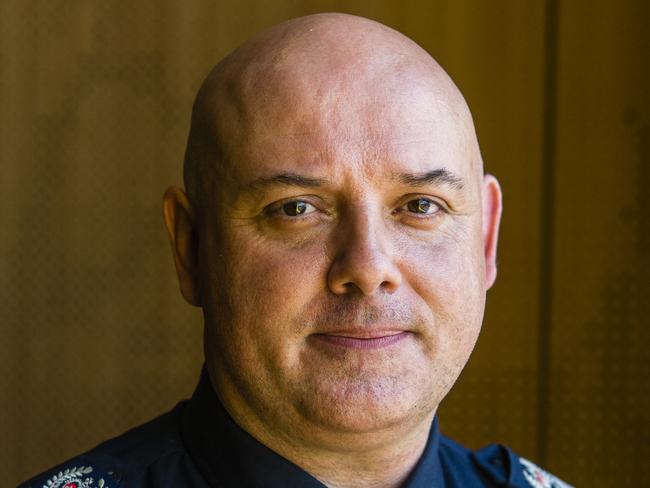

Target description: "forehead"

left=217, top=90, right=476, bottom=191
left=202, top=44, right=479, bottom=195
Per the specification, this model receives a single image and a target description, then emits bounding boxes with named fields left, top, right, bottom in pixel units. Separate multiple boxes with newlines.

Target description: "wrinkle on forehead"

left=184, top=13, right=483, bottom=212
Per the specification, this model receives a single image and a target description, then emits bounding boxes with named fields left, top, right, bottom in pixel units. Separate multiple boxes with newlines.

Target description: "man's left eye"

left=405, top=198, right=440, bottom=215
left=280, top=200, right=317, bottom=217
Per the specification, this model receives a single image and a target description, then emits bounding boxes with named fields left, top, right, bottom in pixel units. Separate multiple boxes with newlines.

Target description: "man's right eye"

left=283, top=201, right=310, bottom=216
left=267, top=200, right=318, bottom=218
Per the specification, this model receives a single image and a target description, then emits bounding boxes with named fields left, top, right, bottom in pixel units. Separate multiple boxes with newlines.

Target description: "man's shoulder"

left=439, top=435, right=573, bottom=488
left=17, top=401, right=197, bottom=488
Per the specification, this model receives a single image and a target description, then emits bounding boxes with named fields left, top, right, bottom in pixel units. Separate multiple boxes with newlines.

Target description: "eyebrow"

left=244, top=172, right=328, bottom=192
left=393, top=168, right=465, bottom=190
left=242, top=167, right=465, bottom=195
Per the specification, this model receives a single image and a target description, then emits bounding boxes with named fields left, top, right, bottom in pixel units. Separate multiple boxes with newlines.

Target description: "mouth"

left=310, top=330, right=411, bottom=350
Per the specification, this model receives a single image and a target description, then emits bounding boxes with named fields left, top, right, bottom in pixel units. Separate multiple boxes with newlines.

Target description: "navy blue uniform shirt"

left=19, top=369, right=571, bottom=488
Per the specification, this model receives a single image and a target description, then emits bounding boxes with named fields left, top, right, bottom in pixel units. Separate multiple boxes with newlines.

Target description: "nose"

left=327, top=209, right=402, bottom=296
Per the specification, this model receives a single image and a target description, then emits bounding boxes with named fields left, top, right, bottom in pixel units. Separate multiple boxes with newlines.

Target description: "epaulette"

left=517, top=457, right=573, bottom=488
left=472, top=443, right=573, bottom=487
left=18, top=457, right=122, bottom=488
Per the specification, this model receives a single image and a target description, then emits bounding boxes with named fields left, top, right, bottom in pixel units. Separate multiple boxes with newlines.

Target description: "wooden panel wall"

left=547, top=1, right=650, bottom=486
left=1, top=1, right=646, bottom=486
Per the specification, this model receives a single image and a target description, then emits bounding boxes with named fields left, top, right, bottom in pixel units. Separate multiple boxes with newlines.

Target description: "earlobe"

left=162, top=186, right=202, bottom=306
left=482, top=174, right=503, bottom=290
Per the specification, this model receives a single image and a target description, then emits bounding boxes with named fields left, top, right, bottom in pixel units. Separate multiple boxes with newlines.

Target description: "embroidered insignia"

left=41, top=466, right=107, bottom=488
left=520, top=458, right=573, bottom=488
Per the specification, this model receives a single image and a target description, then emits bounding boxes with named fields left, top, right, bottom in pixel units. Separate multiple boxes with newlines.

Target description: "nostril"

left=327, top=247, right=402, bottom=296
left=343, top=282, right=360, bottom=292
left=380, top=280, right=395, bottom=292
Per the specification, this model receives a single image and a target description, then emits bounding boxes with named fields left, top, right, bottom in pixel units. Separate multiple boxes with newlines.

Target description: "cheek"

left=219, top=232, right=328, bottom=345
left=402, top=239, right=485, bottom=403
left=400, top=232, right=486, bottom=346
left=405, top=230, right=482, bottom=296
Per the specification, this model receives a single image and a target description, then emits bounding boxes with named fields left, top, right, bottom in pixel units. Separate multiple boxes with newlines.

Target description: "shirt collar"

left=182, top=367, right=444, bottom=487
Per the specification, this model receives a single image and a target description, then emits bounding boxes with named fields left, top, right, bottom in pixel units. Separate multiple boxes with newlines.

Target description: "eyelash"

left=264, top=198, right=322, bottom=220
left=264, top=196, right=446, bottom=221
left=395, top=197, right=445, bottom=217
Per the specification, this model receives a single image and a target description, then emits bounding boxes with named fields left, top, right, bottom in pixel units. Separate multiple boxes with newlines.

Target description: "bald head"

left=183, top=13, right=480, bottom=212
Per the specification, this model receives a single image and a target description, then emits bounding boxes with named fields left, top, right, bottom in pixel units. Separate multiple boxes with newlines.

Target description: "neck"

left=284, top=415, right=435, bottom=488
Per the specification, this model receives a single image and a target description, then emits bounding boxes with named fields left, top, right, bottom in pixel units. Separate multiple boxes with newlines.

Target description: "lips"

left=310, top=330, right=411, bottom=350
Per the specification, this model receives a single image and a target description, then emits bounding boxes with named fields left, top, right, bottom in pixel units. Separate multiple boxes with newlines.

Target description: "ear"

left=482, top=174, right=503, bottom=290
left=162, top=186, right=201, bottom=306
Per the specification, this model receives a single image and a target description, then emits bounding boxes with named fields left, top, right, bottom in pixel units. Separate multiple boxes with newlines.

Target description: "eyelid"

left=263, top=196, right=324, bottom=218
left=261, top=194, right=448, bottom=221
left=395, top=195, right=449, bottom=215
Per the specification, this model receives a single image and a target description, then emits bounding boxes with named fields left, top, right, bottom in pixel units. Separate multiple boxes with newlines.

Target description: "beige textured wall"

left=1, top=1, right=647, bottom=486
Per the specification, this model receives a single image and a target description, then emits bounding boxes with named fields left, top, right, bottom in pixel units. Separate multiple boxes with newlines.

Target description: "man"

left=21, top=13, right=571, bottom=488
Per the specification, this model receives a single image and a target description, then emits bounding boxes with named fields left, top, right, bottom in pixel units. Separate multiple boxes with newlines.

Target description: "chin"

left=293, top=372, right=439, bottom=436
